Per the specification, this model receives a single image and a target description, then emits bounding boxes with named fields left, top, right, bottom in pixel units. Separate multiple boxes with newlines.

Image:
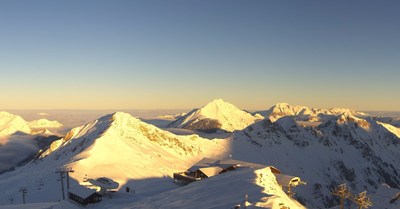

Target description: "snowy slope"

left=373, top=117, right=400, bottom=128
left=106, top=167, right=305, bottom=209
left=168, top=99, right=263, bottom=132
left=4, top=167, right=305, bottom=209
left=369, top=184, right=400, bottom=209
left=328, top=184, right=400, bottom=209
left=227, top=113, right=400, bottom=208
left=40, top=112, right=229, bottom=185
left=0, top=112, right=230, bottom=205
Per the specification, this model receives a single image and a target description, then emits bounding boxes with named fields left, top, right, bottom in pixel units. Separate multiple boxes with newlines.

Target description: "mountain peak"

left=0, top=112, right=31, bottom=135
left=275, top=102, right=290, bottom=107
left=335, top=112, right=371, bottom=129
left=168, top=99, right=262, bottom=132
left=209, top=98, right=225, bottom=104
left=202, top=98, right=231, bottom=109
left=267, top=102, right=308, bottom=118
left=201, top=99, right=238, bottom=113
left=0, top=111, right=14, bottom=118
left=108, top=111, right=136, bottom=121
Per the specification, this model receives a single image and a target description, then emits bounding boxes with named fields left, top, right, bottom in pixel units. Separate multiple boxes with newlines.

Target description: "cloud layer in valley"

left=0, top=134, right=39, bottom=173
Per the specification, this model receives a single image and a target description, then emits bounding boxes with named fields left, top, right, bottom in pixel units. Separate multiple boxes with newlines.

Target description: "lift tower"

left=330, top=183, right=353, bottom=209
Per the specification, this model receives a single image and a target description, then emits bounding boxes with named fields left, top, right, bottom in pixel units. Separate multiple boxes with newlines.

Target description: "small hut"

left=68, top=185, right=103, bottom=205
left=274, top=174, right=306, bottom=196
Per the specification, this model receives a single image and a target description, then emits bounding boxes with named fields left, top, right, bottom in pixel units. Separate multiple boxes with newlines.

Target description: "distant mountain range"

left=0, top=111, right=62, bottom=135
left=167, top=100, right=373, bottom=133
left=253, top=102, right=369, bottom=126
left=1, top=101, right=400, bottom=208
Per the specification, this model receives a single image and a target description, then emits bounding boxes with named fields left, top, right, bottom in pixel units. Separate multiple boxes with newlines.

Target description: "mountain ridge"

left=229, top=112, right=400, bottom=208
left=255, top=102, right=368, bottom=123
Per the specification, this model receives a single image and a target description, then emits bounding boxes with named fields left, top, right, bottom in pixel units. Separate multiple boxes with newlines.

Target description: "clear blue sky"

left=1, top=1, right=399, bottom=111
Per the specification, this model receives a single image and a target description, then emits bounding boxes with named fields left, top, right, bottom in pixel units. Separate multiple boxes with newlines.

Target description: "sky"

left=1, top=0, right=399, bottom=111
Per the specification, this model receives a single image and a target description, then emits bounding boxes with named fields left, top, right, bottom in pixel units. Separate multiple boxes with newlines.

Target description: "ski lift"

left=83, top=174, right=88, bottom=182
left=57, top=176, right=61, bottom=181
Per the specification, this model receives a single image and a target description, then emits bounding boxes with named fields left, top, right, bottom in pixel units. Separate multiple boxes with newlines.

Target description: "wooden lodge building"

left=68, top=185, right=103, bottom=206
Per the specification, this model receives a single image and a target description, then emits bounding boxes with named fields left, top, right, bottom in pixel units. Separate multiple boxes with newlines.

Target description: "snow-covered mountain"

left=255, top=102, right=368, bottom=123
left=0, top=111, right=63, bottom=174
left=2, top=110, right=400, bottom=208
left=168, top=99, right=263, bottom=132
left=28, top=119, right=63, bottom=128
left=0, top=112, right=306, bottom=209
left=228, top=112, right=400, bottom=208
left=0, top=111, right=31, bottom=135
left=0, top=111, right=63, bottom=135
left=36, top=112, right=230, bottom=183
left=0, top=112, right=230, bottom=205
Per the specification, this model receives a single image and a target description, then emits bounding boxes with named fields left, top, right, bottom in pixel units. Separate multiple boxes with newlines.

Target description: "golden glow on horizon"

left=1, top=94, right=399, bottom=112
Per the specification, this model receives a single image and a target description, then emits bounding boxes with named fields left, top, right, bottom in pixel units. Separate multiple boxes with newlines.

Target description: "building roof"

left=88, top=177, right=119, bottom=189
left=68, top=185, right=102, bottom=199
left=274, top=174, right=301, bottom=187
left=188, top=158, right=281, bottom=174
left=199, top=166, right=224, bottom=177
left=220, top=159, right=264, bottom=169
left=188, top=158, right=220, bottom=172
